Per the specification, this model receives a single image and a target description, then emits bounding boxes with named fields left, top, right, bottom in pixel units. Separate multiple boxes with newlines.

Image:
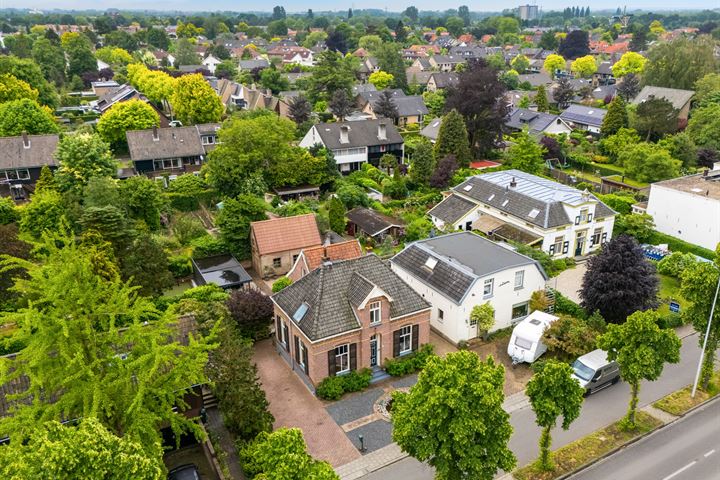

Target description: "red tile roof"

left=251, top=213, right=322, bottom=255
left=303, top=240, right=363, bottom=271
left=470, top=160, right=501, bottom=169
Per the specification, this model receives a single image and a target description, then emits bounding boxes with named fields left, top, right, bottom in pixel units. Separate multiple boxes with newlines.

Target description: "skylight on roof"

left=293, top=303, right=309, bottom=322
left=528, top=208, right=540, bottom=218
left=502, top=199, right=509, bottom=207
left=488, top=194, right=495, bottom=201
left=424, top=257, right=438, bottom=270
left=463, top=185, right=473, bottom=191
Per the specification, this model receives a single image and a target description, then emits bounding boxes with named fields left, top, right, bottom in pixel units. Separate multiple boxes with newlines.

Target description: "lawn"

left=657, top=274, right=686, bottom=316
left=653, top=371, right=720, bottom=416
left=603, top=174, right=648, bottom=189
left=514, top=411, right=662, bottom=480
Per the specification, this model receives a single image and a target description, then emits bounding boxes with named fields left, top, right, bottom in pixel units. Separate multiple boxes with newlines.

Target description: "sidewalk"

left=335, top=390, right=531, bottom=480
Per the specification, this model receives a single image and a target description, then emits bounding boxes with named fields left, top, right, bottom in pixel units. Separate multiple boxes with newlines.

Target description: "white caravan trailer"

left=507, top=310, right=558, bottom=364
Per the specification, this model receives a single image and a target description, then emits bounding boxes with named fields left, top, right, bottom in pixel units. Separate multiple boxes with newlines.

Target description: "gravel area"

left=345, top=419, right=394, bottom=454
left=326, top=387, right=385, bottom=426
left=391, top=373, right=418, bottom=389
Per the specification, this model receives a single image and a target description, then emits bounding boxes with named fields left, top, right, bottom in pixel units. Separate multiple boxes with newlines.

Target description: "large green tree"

left=597, top=310, right=681, bottom=428
left=601, top=96, right=628, bottom=137
left=216, top=194, right=268, bottom=259
left=680, top=249, right=720, bottom=389
left=620, top=143, right=681, bottom=183
left=392, top=351, right=516, bottom=480
left=118, top=176, right=166, bottom=231
left=97, top=99, right=160, bottom=150
left=434, top=109, right=471, bottom=167
left=0, top=55, right=58, bottom=107
left=0, top=234, right=215, bottom=453
left=120, top=234, right=174, bottom=297
left=376, top=43, right=408, bottom=92
left=0, top=418, right=164, bottom=479
left=327, top=196, right=346, bottom=234
left=307, top=50, right=357, bottom=102
left=0, top=224, right=31, bottom=311
left=642, top=36, right=718, bottom=90
left=0, top=73, right=39, bottom=103
left=31, top=37, right=66, bottom=86
left=61, top=32, right=98, bottom=79
left=687, top=104, right=720, bottom=152
left=54, top=133, right=117, bottom=192
left=507, top=128, right=546, bottom=174
left=409, top=137, right=435, bottom=185
left=171, top=73, right=224, bottom=125
left=634, top=97, right=678, bottom=141
left=0, top=98, right=58, bottom=136
left=19, top=189, right=66, bottom=239
left=526, top=361, right=585, bottom=471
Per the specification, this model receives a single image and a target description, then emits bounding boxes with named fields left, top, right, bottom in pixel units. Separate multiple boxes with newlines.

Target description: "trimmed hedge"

left=551, top=289, right=588, bottom=319
left=315, top=368, right=372, bottom=401
left=384, top=343, right=436, bottom=376
left=649, top=231, right=716, bottom=260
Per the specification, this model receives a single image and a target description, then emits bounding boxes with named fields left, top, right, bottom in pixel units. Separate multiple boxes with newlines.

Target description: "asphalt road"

left=360, top=330, right=707, bottom=480
left=571, top=397, right=720, bottom=480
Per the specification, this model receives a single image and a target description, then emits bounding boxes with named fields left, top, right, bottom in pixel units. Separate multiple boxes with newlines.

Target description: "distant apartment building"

left=519, top=4, right=540, bottom=21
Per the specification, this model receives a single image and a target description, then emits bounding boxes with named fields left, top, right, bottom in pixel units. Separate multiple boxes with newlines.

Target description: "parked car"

left=571, top=349, right=620, bottom=395
left=167, top=464, right=200, bottom=480
left=507, top=310, right=558, bottom=364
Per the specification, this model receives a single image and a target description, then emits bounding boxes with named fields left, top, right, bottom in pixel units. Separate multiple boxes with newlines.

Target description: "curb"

left=554, top=393, right=720, bottom=480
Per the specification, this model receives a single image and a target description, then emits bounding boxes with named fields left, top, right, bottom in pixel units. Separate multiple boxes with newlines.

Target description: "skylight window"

left=463, top=185, right=473, bottom=191
left=293, top=302, right=310, bottom=322
left=424, top=257, right=438, bottom=270
left=502, top=199, right=509, bottom=207
left=488, top=194, right=495, bottom=201
left=528, top=208, right=540, bottom=218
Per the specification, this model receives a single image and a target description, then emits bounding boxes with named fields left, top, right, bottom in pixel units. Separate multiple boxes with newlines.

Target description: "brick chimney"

left=339, top=125, right=350, bottom=144
left=510, top=176, right=517, bottom=188
left=152, top=125, right=159, bottom=141
left=21, top=131, right=30, bottom=149
left=377, top=122, right=387, bottom=141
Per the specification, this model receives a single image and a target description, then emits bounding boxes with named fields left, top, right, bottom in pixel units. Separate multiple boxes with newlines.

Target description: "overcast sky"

left=5, top=0, right=719, bottom=13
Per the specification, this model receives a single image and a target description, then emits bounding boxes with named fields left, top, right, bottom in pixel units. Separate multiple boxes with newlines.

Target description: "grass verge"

left=513, top=411, right=661, bottom=480
left=652, top=371, right=720, bottom=416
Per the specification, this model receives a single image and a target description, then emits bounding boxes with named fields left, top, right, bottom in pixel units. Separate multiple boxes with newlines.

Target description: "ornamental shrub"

left=384, top=344, right=435, bottom=376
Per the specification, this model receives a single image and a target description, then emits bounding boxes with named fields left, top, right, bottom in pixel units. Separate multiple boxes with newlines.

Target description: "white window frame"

left=580, top=208, right=589, bottom=223
left=483, top=278, right=494, bottom=298
left=552, top=236, right=564, bottom=256
left=280, top=321, right=288, bottom=346
left=369, top=301, right=381, bottom=325
left=438, top=308, right=444, bottom=323
left=335, top=344, right=350, bottom=374
left=514, top=270, right=524, bottom=290
left=592, top=228, right=602, bottom=246
left=399, top=325, right=412, bottom=354
left=298, top=341, right=306, bottom=368
left=153, top=158, right=182, bottom=170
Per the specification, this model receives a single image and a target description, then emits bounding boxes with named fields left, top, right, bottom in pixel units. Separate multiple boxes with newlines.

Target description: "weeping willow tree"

left=0, top=231, right=217, bottom=460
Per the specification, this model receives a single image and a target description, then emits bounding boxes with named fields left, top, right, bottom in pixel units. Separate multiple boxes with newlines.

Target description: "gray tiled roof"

left=0, top=134, right=59, bottom=170
left=126, top=126, right=206, bottom=161
left=347, top=272, right=375, bottom=307
left=427, top=194, right=476, bottom=225
left=347, top=207, right=405, bottom=237
left=559, top=104, right=607, bottom=128
left=273, top=255, right=429, bottom=341
left=631, top=85, right=694, bottom=111
left=392, top=232, right=546, bottom=304
left=506, top=108, right=563, bottom=134
left=420, top=117, right=441, bottom=141
left=449, top=170, right=616, bottom=229
left=429, top=72, right=460, bottom=88
left=312, top=120, right=403, bottom=150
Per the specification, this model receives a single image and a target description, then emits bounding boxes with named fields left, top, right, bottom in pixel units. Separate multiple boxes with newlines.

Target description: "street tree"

left=239, top=428, right=338, bottom=480
left=597, top=310, right=681, bottom=428
left=580, top=234, right=659, bottom=324
left=526, top=361, right=585, bottom=470
left=216, top=194, right=268, bottom=259
left=680, top=250, right=720, bottom=389
left=0, top=98, right=58, bottom=136
left=434, top=109, right=471, bottom=166
left=612, top=52, right=647, bottom=78
left=392, top=351, right=516, bottom=480
left=601, top=96, right=628, bottom=137
left=571, top=55, right=597, bottom=78
left=409, top=137, right=435, bottom=185
left=0, top=418, right=164, bottom=479
left=0, top=234, right=215, bottom=453
left=507, top=128, right=546, bottom=174
left=97, top=99, right=160, bottom=150
left=543, top=54, right=566, bottom=78
left=171, top=74, right=223, bottom=125
left=54, top=133, right=116, bottom=192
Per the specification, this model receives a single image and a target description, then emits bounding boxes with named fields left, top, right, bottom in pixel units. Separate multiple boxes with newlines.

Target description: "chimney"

left=21, top=131, right=30, bottom=149
left=339, top=125, right=349, bottom=144
left=509, top=176, right=517, bottom=188
left=377, top=122, right=387, bottom=140
left=703, top=169, right=709, bottom=177
left=152, top=125, right=159, bottom=141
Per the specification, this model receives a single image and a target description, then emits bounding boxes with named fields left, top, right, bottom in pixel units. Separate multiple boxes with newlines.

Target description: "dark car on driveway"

left=168, top=464, right=201, bottom=480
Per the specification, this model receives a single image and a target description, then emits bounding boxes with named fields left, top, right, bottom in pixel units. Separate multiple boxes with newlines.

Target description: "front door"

left=574, top=230, right=586, bottom=257
left=370, top=334, right=380, bottom=368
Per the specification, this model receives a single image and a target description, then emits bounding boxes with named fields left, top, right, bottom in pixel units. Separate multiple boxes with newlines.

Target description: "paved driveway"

left=548, top=262, right=587, bottom=304
left=253, top=339, right=361, bottom=467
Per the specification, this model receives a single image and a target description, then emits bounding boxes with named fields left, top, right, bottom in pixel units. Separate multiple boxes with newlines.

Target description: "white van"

left=571, top=349, right=620, bottom=395
left=507, top=311, right=559, bottom=364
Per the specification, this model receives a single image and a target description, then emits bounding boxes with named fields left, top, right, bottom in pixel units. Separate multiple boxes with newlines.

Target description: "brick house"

left=286, top=239, right=363, bottom=282
left=271, top=255, right=431, bottom=388
left=250, top=214, right=322, bottom=278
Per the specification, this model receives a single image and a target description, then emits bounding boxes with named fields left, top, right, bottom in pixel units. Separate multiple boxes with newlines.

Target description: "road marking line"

left=704, top=449, right=715, bottom=458
left=662, top=461, right=697, bottom=480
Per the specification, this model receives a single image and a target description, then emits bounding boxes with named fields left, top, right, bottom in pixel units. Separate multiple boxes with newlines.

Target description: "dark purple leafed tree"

left=429, top=154, right=459, bottom=189
left=226, top=289, right=274, bottom=340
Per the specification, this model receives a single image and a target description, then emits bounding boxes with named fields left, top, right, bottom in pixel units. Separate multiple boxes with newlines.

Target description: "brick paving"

left=205, top=407, right=245, bottom=480
left=253, top=338, right=361, bottom=468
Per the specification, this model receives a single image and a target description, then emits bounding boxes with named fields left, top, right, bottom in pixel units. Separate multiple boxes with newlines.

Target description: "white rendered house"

left=390, top=232, right=548, bottom=345
left=429, top=170, right=616, bottom=259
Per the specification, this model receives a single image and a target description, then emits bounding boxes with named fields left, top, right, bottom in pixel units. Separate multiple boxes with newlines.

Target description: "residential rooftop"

left=653, top=170, right=720, bottom=201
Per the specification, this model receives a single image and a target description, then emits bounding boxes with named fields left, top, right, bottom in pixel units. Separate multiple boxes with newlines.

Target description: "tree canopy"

left=171, top=73, right=223, bottom=125
left=0, top=98, right=58, bottom=136
left=97, top=99, right=160, bottom=150
left=642, top=36, right=718, bottom=90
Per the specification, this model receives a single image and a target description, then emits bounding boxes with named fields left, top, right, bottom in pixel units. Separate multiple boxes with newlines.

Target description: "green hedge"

left=649, top=231, right=716, bottom=260
left=384, top=344, right=435, bottom=376
left=551, top=289, right=588, bottom=319
left=315, top=368, right=372, bottom=401
left=168, top=254, right=193, bottom=278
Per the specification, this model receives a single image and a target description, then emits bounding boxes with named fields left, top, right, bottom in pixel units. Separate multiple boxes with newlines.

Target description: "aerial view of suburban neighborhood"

left=1, top=0, right=720, bottom=478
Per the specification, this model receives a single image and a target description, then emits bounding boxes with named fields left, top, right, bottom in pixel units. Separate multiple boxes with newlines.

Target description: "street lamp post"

left=691, top=268, right=720, bottom=398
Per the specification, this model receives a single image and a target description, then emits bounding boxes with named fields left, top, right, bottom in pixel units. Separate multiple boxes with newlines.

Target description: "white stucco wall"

left=646, top=184, right=720, bottom=251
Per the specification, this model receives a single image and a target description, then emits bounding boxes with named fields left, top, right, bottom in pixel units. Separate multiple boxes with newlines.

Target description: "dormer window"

left=369, top=301, right=381, bottom=325
left=424, top=257, right=438, bottom=270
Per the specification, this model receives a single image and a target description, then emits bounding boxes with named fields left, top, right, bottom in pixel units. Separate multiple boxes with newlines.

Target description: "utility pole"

left=691, top=267, right=720, bottom=398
